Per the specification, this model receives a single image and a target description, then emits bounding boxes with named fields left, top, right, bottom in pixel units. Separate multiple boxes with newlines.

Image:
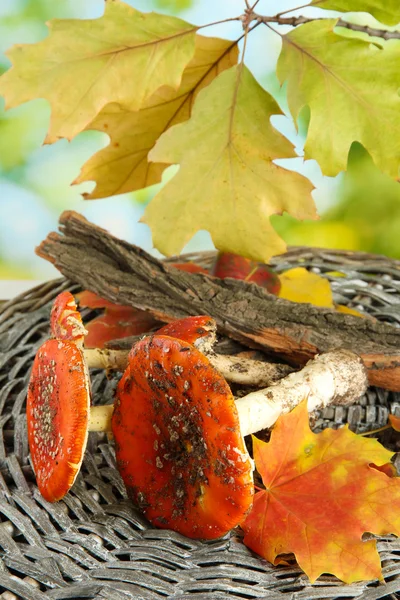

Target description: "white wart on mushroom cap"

left=27, top=339, right=90, bottom=502
left=112, top=334, right=254, bottom=540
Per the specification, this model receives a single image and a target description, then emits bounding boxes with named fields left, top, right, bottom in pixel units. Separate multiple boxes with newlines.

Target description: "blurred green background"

left=0, top=0, right=399, bottom=281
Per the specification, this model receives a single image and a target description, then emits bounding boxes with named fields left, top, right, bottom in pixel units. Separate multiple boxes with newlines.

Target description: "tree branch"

left=37, top=211, right=400, bottom=393
left=251, top=12, right=400, bottom=40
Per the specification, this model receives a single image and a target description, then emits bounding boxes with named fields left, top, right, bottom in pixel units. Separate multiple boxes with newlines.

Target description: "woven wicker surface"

left=0, top=248, right=399, bottom=599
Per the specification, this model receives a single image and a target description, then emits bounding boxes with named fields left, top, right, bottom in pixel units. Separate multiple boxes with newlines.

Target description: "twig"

left=249, top=12, right=400, bottom=40
left=199, top=6, right=400, bottom=42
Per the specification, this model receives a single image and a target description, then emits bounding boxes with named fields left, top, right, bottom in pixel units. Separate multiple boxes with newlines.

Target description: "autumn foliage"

left=243, top=401, right=400, bottom=583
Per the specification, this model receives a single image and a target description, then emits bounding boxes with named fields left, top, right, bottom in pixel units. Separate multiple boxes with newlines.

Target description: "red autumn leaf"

left=211, top=252, right=280, bottom=294
left=171, top=262, right=209, bottom=274
left=77, top=290, right=118, bottom=311
left=389, top=414, right=400, bottom=432
left=242, top=401, right=400, bottom=584
left=77, top=290, right=159, bottom=349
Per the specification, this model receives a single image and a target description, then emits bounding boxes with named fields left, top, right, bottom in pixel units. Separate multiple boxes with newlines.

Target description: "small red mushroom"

left=27, top=335, right=114, bottom=501
left=27, top=339, right=90, bottom=502
left=157, top=315, right=216, bottom=353
left=50, top=291, right=87, bottom=344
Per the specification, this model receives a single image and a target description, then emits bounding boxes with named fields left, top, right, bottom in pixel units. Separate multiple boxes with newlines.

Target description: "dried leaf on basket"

left=278, top=267, right=334, bottom=307
left=242, top=400, right=400, bottom=584
left=278, top=267, right=364, bottom=317
left=77, top=290, right=159, bottom=349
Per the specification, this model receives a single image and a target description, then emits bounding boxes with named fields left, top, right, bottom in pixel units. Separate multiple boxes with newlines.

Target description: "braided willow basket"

left=0, top=248, right=399, bottom=600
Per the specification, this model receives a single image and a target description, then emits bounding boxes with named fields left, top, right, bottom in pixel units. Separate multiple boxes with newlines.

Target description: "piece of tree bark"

left=37, top=211, right=400, bottom=391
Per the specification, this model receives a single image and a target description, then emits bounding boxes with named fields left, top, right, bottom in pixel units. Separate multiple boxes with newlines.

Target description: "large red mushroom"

left=112, top=334, right=254, bottom=539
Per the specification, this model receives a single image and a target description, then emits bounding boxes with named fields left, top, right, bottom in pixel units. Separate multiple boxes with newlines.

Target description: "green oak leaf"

left=76, top=34, right=238, bottom=199
left=143, top=65, right=316, bottom=262
left=0, top=0, right=196, bottom=142
left=277, top=19, right=400, bottom=178
left=311, top=0, right=400, bottom=26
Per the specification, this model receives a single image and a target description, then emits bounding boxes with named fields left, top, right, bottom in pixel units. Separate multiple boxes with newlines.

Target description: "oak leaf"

left=277, top=20, right=400, bottom=178
left=311, top=0, right=400, bottom=26
left=76, top=35, right=238, bottom=198
left=144, top=64, right=316, bottom=262
left=0, top=0, right=196, bottom=142
left=242, top=401, right=400, bottom=583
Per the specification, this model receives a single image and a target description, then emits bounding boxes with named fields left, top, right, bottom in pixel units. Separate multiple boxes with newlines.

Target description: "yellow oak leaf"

left=311, top=0, right=400, bottom=26
left=0, top=0, right=196, bottom=142
left=143, top=65, right=316, bottom=262
left=76, top=34, right=238, bottom=198
left=277, top=20, right=400, bottom=178
left=278, top=267, right=334, bottom=307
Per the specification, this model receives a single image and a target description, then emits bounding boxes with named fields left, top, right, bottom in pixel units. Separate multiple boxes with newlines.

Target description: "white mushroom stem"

left=84, top=348, right=130, bottom=371
left=235, top=349, right=368, bottom=437
left=88, top=405, right=114, bottom=432
left=209, top=353, right=293, bottom=386
left=84, top=347, right=292, bottom=387
left=87, top=349, right=367, bottom=436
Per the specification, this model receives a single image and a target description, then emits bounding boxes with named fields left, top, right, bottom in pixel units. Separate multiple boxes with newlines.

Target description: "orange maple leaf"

left=242, top=401, right=400, bottom=584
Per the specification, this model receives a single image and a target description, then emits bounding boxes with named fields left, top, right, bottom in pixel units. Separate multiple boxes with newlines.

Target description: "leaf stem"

left=276, top=2, right=316, bottom=18
left=197, top=16, right=243, bottom=31
left=360, top=425, right=391, bottom=437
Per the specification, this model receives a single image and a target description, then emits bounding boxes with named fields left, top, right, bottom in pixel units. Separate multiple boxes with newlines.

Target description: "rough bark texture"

left=37, top=211, right=400, bottom=391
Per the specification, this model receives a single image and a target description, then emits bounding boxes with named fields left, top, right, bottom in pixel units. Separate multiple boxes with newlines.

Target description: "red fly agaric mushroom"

left=50, top=291, right=130, bottom=370
left=27, top=339, right=91, bottom=502
left=27, top=335, right=115, bottom=501
left=112, top=335, right=368, bottom=539
left=112, top=334, right=254, bottom=540
left=50, top=290, right=87, bottom=344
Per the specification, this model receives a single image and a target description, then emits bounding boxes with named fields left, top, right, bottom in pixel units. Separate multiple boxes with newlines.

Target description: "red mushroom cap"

left=157, top=316, right=217, bottom=353
left=50, top=291, right=87, bottom=344
left=112, top=335, right=253, bottom=540
left=27, top=339, right=90, bottom=502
